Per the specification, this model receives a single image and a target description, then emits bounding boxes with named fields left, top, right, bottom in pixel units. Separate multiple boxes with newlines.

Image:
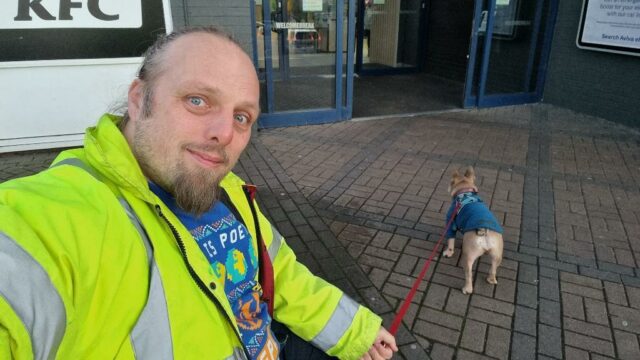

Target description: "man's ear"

left=127, top=79, right=144, bottom=122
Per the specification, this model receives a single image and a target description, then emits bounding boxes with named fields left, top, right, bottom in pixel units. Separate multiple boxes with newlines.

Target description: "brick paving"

left=2, top=103, right=640, bottom=359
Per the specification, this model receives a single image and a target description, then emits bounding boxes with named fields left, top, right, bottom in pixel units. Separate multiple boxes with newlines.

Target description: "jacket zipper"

left=154, top=204, right=250, bottom=359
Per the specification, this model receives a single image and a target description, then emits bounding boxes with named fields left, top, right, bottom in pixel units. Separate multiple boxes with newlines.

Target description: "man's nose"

left=205, top=110, right=234, bottom=145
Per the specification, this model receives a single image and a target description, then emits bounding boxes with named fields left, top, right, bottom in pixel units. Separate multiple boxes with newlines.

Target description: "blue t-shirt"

left=150, top=183, right=280, bottom=360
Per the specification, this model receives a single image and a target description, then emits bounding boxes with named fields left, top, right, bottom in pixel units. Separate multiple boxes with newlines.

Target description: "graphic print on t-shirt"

left=189, top=204, right=278, bottom=359
left=149, top=183, right=279, bottom=360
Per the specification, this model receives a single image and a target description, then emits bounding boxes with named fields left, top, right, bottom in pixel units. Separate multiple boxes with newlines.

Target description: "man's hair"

left=119, top=26, right=241, bottom=129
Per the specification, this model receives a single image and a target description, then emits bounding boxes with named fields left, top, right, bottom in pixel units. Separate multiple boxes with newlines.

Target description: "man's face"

left=126, top=33, right=260, bottom=215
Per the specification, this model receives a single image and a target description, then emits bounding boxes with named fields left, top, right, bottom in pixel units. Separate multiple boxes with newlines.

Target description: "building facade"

left=1, top=0, right=638, bottom=152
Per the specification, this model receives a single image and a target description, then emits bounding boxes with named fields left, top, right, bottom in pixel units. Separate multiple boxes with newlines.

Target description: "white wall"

left=0, top=59, right=140, bottom=152
left=0, top=0, right=173, bottom=153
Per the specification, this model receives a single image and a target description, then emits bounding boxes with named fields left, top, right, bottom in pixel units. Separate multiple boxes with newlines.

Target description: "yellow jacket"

left=0, top=114, right=381, bottom=359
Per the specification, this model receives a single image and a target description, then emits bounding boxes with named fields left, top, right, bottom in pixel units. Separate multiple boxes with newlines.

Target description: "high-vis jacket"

left=0, top=114, right=382, bottom=360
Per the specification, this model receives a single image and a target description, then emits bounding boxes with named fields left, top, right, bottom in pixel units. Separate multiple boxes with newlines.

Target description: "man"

left=0, top=27, right=397, bottom=359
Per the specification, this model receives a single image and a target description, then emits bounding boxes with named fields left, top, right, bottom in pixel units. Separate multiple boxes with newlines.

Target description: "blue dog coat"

left=445, top=191, right=503, bottom=239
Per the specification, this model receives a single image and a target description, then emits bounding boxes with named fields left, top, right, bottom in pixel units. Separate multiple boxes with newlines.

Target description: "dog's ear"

left=464, top=166, right=475, bottom=180
left=452, top=169, right=460, bottom=180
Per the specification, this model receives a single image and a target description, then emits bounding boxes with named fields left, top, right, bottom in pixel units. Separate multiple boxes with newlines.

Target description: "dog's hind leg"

left=461, top=232, right=484, bottom=294
left=461, top=256, right=476, bottom=294
left=486, top=232, right=503, bottom=285
left=486, top=253, right=501, bottom=285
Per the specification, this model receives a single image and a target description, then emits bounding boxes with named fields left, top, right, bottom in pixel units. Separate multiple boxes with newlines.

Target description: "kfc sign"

left=1, top=0, right=165, bottom=62
left=1, top=0, right=142, bottom=29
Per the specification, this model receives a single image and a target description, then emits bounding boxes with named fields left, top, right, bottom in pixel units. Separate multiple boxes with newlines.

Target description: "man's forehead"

left=161, top=33, right=251, bottom=70
left=168, top=32, right=235, bottom=56
left=154, top=32, right=258, bottom=96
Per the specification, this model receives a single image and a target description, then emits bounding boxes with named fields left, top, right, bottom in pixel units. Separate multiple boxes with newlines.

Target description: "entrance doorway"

left=355, top=0, right=424, bottom=74
left=352, top=0, right=468, bottom=117
left=352, top=0, right=557, bottom=118
left=252, top=0, right=558, bottom=126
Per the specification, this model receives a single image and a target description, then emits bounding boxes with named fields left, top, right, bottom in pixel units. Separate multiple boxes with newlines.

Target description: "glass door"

left=255, top=0, right=354, bottom=128
left=464, top=0, right=556, bottom=107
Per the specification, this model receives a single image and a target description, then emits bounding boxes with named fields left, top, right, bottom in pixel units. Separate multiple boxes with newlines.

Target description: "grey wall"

left=544, top=1, right=640, bottom=127
left=170, top=0, right=254, bottom=56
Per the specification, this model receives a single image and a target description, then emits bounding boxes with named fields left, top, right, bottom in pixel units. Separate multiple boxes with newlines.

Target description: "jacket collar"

left=82, top=114, right=153, bottom=200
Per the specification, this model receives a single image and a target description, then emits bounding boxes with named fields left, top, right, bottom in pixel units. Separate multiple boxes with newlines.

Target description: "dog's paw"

left=443, top=248, right=455, bottom=258
left=486, top=276, right=498, bottom=285
left=462, top=286, right=473, bottom=295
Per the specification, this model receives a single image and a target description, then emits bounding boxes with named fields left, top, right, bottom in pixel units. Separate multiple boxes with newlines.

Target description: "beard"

left=130, top=115, right=229, bottom=217
left=169, top=146, right=228, bottom=216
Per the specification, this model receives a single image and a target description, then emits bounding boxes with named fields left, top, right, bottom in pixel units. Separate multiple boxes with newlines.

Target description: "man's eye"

left=188, top=97, right=205, bottom=106
left=234, top=114, right=249, bottom=124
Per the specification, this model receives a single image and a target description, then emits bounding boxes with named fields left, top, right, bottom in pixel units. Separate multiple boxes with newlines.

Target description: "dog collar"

left=453, top=187, right=477, bottom=198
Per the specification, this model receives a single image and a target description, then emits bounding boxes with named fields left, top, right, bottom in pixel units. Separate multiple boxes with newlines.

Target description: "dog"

left=442, top=166, right=503, bottom=295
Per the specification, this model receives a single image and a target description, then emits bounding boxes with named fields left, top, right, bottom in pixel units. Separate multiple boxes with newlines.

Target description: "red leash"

left=389, top=202, right=461, bottom=335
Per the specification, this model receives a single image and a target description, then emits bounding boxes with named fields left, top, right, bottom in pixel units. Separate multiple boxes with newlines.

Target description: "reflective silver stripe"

left=311, top=294, right=360, bottom=352
left=118, top=199, right=152, bottom=263
left=268, top=224, right=283, bottom=262
left=224, top=347, right=249, bottom=360
left=0, top=232, right=66, bottom=360
left=52, top=158, right=101, bottom=180
left=53, top=159, right=174, bottom=358
left=129, top=253, right=173, bottom=359
left=118, top=199, right=173, bottom=359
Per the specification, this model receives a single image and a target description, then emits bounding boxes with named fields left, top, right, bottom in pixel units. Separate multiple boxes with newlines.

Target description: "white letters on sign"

left=1, top=0, right=142, bottom=29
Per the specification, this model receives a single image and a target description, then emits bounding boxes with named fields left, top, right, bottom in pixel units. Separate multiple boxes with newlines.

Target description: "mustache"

left=183, top=144, right=229, bottom=164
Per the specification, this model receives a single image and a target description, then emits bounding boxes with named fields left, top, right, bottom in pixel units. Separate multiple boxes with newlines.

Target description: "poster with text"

left=577, top=0, right=640, bottom=56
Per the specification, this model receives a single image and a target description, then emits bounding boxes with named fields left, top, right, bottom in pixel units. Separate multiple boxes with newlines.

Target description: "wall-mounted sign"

left=373, top=0, right=385, bottom=4
left=302, top=0, right=322, bottom=12
left=1, top=0, right=142, bottom=29
left=0, top=0, right=166, bottom=61
left=577, top=0, right=640, bottom=56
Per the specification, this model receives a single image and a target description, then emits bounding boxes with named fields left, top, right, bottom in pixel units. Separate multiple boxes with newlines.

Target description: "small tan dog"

left=442, top=167, right=503, bottom=294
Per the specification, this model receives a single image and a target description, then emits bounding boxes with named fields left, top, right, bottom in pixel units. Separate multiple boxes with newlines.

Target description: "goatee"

left=172, top=164, right=225, bottom=217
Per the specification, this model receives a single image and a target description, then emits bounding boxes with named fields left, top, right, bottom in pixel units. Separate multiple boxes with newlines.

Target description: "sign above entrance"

left=1, top=0, right=142, bottom=29
left=577, top=0, right=640, bottom=56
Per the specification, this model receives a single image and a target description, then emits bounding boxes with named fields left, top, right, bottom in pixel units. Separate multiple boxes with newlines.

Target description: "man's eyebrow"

left=239, top=101, right=261, bottom=115
left=191, top=84, right=222, bottom=95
